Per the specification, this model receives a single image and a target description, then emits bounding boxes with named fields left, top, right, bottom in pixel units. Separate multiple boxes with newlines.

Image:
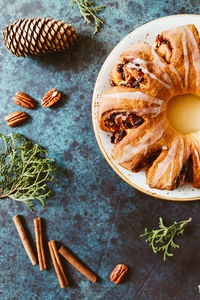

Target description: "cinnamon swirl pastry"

left=153, top=24, right=200, bottom=95
left=111, top=43, right=174, bottom=99
left=98, top=86, right=165, bottom=145
left=98, top=24, right=200, bottom=190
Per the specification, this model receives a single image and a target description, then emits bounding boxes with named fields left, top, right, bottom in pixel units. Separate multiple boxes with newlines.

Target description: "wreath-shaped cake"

left=98, top=25, right=200, bottom=190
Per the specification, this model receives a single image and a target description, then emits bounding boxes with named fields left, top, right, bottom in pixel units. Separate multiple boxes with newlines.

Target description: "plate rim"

left=92, top=14, right=200, bottom=201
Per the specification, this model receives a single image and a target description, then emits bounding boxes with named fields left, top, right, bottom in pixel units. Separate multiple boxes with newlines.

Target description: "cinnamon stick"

left=34, top=218, right=46, bottom=271
left=48, top=240, right=69, bottom=288
left=58, top=245, right=97, bottom=283
left=13, top=215, right=37, bottom=265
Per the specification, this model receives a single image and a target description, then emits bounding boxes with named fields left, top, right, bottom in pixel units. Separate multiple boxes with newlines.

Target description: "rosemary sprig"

left=0, top=133, right=56, bottom=211
left=71, top=0, right=106, bottom=34
left=140, top=217, right=192, bottom=261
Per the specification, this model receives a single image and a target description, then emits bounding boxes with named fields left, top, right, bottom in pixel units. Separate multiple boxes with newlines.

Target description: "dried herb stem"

left=71, top=0, right=106, bottom=34
left=140, top=217, right=192, bottom=261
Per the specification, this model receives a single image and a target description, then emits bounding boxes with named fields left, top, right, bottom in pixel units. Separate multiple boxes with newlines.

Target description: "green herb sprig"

left=0, top=133, right=56, bottom=211
left=140, top=217, right=192, bottom=261
left=71, top=0, right=106, bottom=34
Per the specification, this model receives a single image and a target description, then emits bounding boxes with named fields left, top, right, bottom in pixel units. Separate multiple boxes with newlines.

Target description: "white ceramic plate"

left=92, top=15, right=200, bottom=201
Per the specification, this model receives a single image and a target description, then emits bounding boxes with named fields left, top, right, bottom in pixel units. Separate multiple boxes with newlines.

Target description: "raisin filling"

left=110, top=80, right=116, bottom=87
left=104, top=112, right=144, bottom=144
left=184, top=155, right=194, bottom=183
left=154, top=34, right=172, bottom=63
left=175, top=162, right=189, bottom=188
left=134, top=150, right=161, bottom=172
left=174, top=154, right=195, bottom=188
left=116, top=62, right=145, bottom=88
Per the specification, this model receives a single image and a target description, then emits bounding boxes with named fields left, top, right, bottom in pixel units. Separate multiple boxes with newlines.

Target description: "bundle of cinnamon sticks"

left=13, top=215, right=97, bottom=288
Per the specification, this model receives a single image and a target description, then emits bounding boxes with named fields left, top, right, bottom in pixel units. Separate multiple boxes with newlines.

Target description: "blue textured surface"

left=0, top=1, right=200, bottom=299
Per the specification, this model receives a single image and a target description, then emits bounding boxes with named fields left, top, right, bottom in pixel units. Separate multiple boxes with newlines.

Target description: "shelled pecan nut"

left=42, top=88, right=61, bottom=107
left=5, top=111, right=28, bottom=127
left=13, top=92, right=36, bottom=109
left=110, top=264, right=128, bottom=284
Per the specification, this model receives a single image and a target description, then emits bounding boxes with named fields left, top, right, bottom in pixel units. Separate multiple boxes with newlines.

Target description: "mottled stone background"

left=0, top=1, right=200, bottom=299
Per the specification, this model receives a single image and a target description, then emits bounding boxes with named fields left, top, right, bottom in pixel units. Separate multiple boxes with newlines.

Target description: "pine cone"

left=3, top=17, right=78, bottom=57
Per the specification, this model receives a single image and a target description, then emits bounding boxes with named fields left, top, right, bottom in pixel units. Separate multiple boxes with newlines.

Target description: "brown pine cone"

left=3, top=17, right=78, bottom=57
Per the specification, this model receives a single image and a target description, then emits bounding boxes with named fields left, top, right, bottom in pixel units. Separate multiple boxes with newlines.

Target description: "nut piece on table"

left=110, top=264, right=128, bottom=284
left=42, top=88, right=61, bottom=108
left=13, top=92, right=36, bottom=109
left=5, top=111, right=28, bottom=127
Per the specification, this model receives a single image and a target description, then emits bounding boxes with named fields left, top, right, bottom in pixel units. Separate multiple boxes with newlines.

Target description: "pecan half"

left=42, top=88, right=61, bottom=107
left=110, top=264, right=128, bottom=284
left=5, top=111, right=28, bottom=127
left=13, top=92, right=36, bottom=109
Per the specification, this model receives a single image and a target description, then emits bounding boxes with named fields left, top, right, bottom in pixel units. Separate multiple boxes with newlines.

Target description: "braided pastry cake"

left=98, top=24, right=200, bottom=190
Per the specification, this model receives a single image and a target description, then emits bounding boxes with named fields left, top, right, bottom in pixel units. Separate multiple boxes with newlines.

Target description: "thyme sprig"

left=140, top=217, right=192, bottom=261
left=0, top=133, right=56, bottom=211
left=71, top=0, right=106, bottom=34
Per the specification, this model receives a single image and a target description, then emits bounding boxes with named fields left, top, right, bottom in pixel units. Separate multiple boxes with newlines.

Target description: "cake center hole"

left=167, top=94, right=200, bottom=134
